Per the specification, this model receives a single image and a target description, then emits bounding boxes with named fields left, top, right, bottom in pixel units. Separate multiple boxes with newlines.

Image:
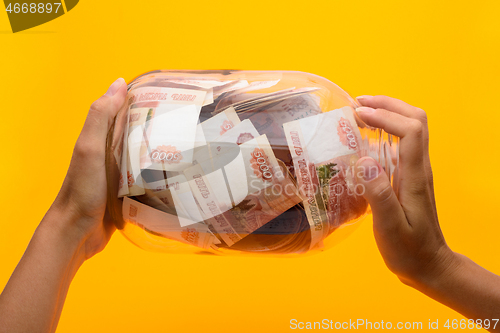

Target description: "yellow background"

left=1, top=1, right=499, bottom=332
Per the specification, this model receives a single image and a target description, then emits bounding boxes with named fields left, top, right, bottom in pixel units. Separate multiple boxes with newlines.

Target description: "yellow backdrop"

left=1, top=1, right=499, bottom=332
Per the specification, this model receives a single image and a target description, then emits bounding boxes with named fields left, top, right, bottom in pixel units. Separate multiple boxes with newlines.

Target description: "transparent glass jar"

left=105, top=70, right=399, bottom=256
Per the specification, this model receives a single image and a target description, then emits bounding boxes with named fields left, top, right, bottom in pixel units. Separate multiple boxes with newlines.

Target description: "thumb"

left=356, top=157, right=406, bottom=231
left=80, top=78, right=127, bottom=144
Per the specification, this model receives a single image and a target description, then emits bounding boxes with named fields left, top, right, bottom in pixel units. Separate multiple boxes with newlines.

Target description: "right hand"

left=353, top=95, right=459, bottom=287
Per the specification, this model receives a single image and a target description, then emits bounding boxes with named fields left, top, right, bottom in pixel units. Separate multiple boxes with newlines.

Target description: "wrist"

left=400, top=246, right=464, bottom=294
left=37, top=206, right=89, bottom=270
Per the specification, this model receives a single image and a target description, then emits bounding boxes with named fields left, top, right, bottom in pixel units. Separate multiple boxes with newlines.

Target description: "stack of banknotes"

left=112, top=73, right=367, bottom=253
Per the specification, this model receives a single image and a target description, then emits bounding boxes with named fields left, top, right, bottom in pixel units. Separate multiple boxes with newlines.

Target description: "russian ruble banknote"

left=118, top=107, right=151, bottom=197
left=283, top=106, right=368, bottom=249
left=241, top=94, right=323, bottom=172
left=183, top=134, right=302, bottom=246
left=213, top=87, right=320, bottom=115
left=194, top=106, right=241, bottom=148
left=122, top=196, right=219, bottom=249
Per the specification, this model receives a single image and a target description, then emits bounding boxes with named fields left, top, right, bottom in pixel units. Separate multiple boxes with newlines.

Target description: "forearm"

left=0, top=208, right=86, bottom=333
left=411, top=251, right=500, bottom=332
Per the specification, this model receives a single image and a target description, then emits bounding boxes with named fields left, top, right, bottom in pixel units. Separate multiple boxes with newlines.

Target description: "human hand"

left=353, top=95, right=458, bottom=287
left=48, top=78, right=128, bottom=261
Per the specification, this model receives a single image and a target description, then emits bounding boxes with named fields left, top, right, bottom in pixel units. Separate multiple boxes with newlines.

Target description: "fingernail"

left=105, top=78, right=125, bottom=96
left=357, top=157, right=380, bottom=181
left=356, top=106, right=375, bottom=113
left=356, top=95, right=372, bottom=103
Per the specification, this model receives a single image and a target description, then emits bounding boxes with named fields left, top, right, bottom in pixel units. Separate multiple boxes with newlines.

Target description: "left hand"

left=49, top=78, right=128, bottom=260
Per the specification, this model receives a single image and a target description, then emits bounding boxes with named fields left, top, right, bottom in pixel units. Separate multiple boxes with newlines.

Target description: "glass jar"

left=105, top=70, right=399, bottom=256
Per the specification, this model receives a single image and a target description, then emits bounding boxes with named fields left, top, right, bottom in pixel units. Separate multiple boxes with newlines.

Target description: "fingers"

left=356, top=95, right=436, bottom=206
left=356, top=95, right=430, bottom=161
left=80, top=78, right=127, bottom=143
left=75, top=78, right=127, bottom=157
left=356, top=95, right=429, bottom=157
left=355, top=157, right=408, bottom=233
left=356, top=95, right=427, bottom=125
left=356, top=106, right=426, bottom=176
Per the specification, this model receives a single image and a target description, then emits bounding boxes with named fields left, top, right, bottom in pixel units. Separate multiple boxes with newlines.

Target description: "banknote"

left=152, top=79, right=249, bottom=100
left=168, top=78, right=233, bottom=89
left=142, top=173, right=221, bottom=232
left=315, top=154, right=368, bottom=229
left=213, top=87, right=320, bottom=115
left=122, top=87, right=206, bottom=197
left=126, top=73, right=245, bottom=100
left=183, top=162, right=239, bottom=245
left=192, top=119, right=261, bottom=206
left=165, top=174, right=205, bottom=227
left=241, top=94, right=323, bottom=171
left=144, top=178, right=180, bottom=193
left=111, top=103, right=130, bottom=169
left=184, top=134, right=302, bottom=247
left=289, top=106, right=362, bottom=164
left=117, top=106, right=131, bottom=197
left=212, top=80, right=250, bottom=98
left=224, top=79, right=280, bottom=96
left=128, top=86, right=207, bottom=106
left=129, top=79, right=215, bottom=106
left=123, top=87, right=207, bottom=196
left=126, top=107, right=152, bottom=196
left=198, top=106, right=241, bottom=143
left=140, top=104, right=203, bottom=172
left=226, top=205, right=309, bottom=253
left=283, top=106, right=367, bottom=247
left=193, top=106, right=241, bottom=148
left=194, top=122, right=207, bottom=149
left=213, top=119, right=260, bottom=146
left=135, top=188, right=176, bottom=215
left=122, top=196, right=218, bottom=249
left=235, top=87, right=322, bottom=115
